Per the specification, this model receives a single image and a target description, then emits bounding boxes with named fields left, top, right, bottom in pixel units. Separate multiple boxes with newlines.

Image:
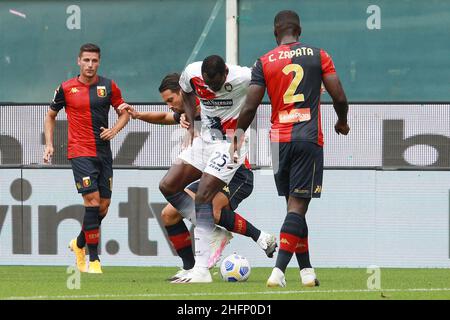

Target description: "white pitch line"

left=4, top=288, right=450, bottom=300
left=9, top=9, right=27, bottom=18
left=185, top=0, right=224, bottom=67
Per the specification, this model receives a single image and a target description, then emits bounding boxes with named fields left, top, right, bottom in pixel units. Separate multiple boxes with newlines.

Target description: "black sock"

left=294, top=215, right=311, bottom=269
left=77, top=213, right=105, bottom=249
left=98, top=214, right=105, bottom=225
left=275, top=212, right=307, bottom=273
left=295, top=230, right=312, bottom=269
left=218, top=208, right=261, bottom=242
left=166, top=221, right=195, bottom=270
left=296, top=248, right=312, bottom=269
left=76, top=230, right=85, bottom=248
left=83, top=206, right=100, bottom=262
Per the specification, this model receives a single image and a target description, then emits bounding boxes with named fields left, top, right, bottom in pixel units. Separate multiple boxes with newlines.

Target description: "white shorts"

left=178, top=137, right=248, bottom=185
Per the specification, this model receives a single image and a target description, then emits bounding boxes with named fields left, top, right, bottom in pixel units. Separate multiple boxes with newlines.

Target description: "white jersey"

left=179, top=61, right=251, bottom=142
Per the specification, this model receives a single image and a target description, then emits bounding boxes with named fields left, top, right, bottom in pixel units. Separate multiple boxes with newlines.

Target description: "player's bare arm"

left=231, top=84, right=266, bottom=161
left=126, top=105, right=177, bottom=125
left=322, top=73, right=350, bottom=135
left=43, top=108, right=58, bottom=163
left=100, top=106, right=130, bottom=141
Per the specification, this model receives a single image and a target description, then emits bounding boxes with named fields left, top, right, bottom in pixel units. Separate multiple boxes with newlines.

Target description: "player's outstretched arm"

left=322, top=74, right=350, bottom=135
left=43, top=109, right=58, bottom=163
left=122, top=105, right=177, bottom=125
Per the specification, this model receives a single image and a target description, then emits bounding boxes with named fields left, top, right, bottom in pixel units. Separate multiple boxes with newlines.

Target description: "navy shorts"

left=70, top=155, right=113, bottom=199
left=186, top=165, right=254, bottom=210
left=271, top=141, right=323, bottom=198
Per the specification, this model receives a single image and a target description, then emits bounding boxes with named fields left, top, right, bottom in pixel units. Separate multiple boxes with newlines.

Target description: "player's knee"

left=287, top=197, right=310, bottom=216
left=83, top=192, right=100, bottom=207
left=212, top=197, right=227, bottom=223
left=194, top=190, right=212, bottom=204
left=161, top=206, right=181, bottom=226
left=212, top=207, right=222, bottom=224
left=99, top=202, right=110, bottom=215
left=159, top=179, right=177, bottom=196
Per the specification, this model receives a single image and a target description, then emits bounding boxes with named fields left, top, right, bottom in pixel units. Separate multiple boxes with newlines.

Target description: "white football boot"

left=266, top=267, right=286, bottom=288
left=167, top=268, right=191, bottom=281
left=256, top=231, right=278, bottom=258
left=171, top=267, right=213, bottom=283
left=300, top=268, right=320, bottom=287
left=208, top=226, right=233, bottom=269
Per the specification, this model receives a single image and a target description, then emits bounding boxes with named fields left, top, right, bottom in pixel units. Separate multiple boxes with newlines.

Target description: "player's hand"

left=181, top=127, right=195, bottom=149
left=229, top=131, right=245, bottom=163
left=121, top=104, right=140, bottom=119
left=334, top=119, right=350, bottom=135
left=100, top=127, right=117, bottom=140
left=229, top=141, right=239, bottom=164
left=179, top=114, right=190, bottom=129
left=43, top=145, right=54, bottom=164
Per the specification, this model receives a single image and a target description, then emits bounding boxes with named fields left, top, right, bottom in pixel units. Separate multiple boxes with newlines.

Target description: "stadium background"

left=0, top=0, right=449, bottom=268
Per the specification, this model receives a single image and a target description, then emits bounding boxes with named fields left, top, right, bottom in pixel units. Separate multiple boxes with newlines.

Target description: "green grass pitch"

left=0, top=266, right=449, bottom=300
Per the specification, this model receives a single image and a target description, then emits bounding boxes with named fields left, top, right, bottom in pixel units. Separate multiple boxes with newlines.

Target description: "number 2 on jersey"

left=282, top=64, right=305, bottom=104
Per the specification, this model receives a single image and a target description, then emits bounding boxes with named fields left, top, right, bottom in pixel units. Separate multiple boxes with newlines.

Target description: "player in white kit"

left=159, top=55, right=276, bottom=283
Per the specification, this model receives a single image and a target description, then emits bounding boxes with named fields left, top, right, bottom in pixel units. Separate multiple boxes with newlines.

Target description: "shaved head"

left=274, top=10, right=301, bottom=40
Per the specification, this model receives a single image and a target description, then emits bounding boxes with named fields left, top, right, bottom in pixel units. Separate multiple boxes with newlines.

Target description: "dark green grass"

left=0, top=266, right=449, bottom=300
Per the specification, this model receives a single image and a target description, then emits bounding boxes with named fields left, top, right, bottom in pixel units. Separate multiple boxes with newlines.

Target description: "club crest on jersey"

left=82, top=176, right=91, bottom=188
left=97, top=86, right=107, bottom=97
left=224, top=82, right=233, bottom=92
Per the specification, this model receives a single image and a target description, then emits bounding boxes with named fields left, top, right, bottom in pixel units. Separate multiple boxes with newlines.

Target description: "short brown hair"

left=159, top=73, right=181, bottom=93
left=79, top=43, right=101, bottom=58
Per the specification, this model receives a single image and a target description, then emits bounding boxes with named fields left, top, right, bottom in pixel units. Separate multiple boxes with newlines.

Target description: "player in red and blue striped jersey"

left=43, top=43, right=131, bottom=274
left=232, top=10, right=349, bottom=287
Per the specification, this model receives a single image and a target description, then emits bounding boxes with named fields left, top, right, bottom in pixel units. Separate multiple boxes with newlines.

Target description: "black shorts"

left=70, top=155, right=113, bottom=199
left=186, top=165, right=254, bottom=210
left=271, top=141, right=323, bottom=198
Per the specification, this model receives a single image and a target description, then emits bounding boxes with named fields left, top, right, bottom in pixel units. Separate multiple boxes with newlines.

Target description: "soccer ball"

left=220, top=254, right=251, bottom=282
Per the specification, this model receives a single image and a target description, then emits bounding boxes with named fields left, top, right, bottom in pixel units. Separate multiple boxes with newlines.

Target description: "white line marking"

left=185, top=0, right=224, bottom=67
left=4, top=288, right=450, bottom=300
left=9, top=9, right=27, bottom=18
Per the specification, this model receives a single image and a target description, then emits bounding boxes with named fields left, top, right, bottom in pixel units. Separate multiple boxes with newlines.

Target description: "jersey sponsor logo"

left=278, top=108, right=311, bottom=124
left=82, top=176, right=91, bottom=188
left=69, top=87, right=79, bottom=94
left=280, top=238, right=290, bottom=245
left=202, top=99, right=233, bottom=107
left=76, top=182, right=82, bottom=190
left=314, top=185, right=322, bottom=193
left=224, top=82, right=233, bottom=92
left=97, top=86, right=107, bottom=97
left=109, top=177, right=113, bottom=191
left=222, top=185, right=230, bottom=194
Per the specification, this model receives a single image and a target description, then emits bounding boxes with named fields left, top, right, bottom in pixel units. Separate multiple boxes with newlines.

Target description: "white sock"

left=193, top=203, right=215, bottom=269
left=193, top=225, right=213, bottom=269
